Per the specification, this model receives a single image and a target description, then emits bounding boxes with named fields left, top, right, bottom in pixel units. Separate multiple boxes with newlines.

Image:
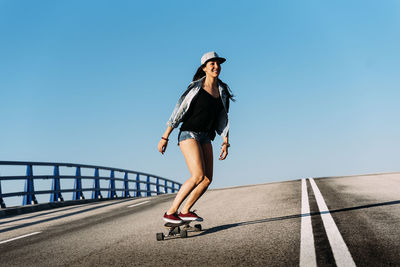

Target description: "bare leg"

left=167, top=138, right=206, bottom=215
left=181, top=142, right=213, bottom=214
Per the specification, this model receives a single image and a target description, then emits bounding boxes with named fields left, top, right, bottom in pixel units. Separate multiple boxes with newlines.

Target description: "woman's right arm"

left=159, top=82, right=196, bottom=155
left=158, top=126, right=173, bottom=155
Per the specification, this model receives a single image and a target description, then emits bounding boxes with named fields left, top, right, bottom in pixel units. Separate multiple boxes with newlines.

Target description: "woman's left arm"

left=219, top=134, right=230, bottom=160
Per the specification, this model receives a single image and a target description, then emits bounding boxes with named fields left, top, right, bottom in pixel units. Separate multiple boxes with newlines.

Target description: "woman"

left=157, top=51, right=234, bottom=223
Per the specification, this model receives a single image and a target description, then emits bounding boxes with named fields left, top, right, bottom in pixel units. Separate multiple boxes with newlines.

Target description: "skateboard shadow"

left=194, top=199, right=400, bottom=237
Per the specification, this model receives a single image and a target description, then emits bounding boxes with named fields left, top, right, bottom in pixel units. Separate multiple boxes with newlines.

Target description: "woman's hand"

left=158, top=139, right=168, bottom=155
left=158, top=127, right=173, bottom=155
left=219, top=143, right=229, bottom=160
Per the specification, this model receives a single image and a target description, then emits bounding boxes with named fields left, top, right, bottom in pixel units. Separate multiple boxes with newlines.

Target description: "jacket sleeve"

left=166, top=82, right=195, bottom=128
left=216, top=81, right=231, bottom=137
left=217, top=111, right=229, bottom=137
left=224, top=84, right=232, bottom=113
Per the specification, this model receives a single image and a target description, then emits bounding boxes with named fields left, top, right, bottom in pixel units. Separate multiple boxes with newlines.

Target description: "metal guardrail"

left=0, top=161, right=181, bottom=209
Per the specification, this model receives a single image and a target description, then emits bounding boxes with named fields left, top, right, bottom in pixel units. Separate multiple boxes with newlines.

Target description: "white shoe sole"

left=163, top=217, right=183, bottom=224
left=180, top=217, right=203, bottom=222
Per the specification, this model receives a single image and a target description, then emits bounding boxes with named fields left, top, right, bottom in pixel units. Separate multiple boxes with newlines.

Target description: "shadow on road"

left=196, top=199, right=400, bottom=237
left=0, top=202, right=109, bottom=225
left=0, top=198, right=137, bottom=234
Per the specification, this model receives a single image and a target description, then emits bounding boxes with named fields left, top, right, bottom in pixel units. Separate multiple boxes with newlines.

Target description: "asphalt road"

left=0, top=173, right=399, bottom=266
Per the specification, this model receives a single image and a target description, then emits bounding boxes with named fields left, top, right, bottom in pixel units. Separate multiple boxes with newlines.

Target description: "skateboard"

left=156, top=220, right=202, bottom=241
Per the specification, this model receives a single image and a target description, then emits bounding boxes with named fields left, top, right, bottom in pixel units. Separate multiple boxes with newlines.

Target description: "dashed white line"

left=300, top=178, right=317, bottom=267
left=0, top=231, right=42, bottom=245
left=309, top=178, right=356, bottom=267
left=127, top=201, right=150, bottom=208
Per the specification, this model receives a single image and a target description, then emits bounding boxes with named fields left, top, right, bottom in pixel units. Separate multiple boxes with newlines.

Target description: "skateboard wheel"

left=180, top=229, right=188, bottom=238
left=194, top=224, right=202, bottom=231
left=156, top=232, right=164, bottom=241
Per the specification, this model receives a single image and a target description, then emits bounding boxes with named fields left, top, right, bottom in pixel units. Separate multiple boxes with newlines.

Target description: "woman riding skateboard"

left=158, top=51, right=234, bottom=223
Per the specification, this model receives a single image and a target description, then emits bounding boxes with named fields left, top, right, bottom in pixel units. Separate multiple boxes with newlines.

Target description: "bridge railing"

left=0, top=161, right=181, bottom=209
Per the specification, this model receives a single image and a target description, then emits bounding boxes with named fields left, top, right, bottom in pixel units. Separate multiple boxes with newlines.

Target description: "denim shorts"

left=178, top=131, right=211, bottom=145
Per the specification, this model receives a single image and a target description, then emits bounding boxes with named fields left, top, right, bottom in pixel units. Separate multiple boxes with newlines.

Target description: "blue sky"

left=1, top=0, right=400, bottom=199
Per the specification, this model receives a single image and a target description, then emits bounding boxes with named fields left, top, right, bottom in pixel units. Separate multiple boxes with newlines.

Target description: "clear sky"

left=1, top=0, right=400, bottom=197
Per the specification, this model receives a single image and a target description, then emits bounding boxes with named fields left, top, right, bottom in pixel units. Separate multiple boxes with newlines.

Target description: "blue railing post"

left=156, top=177, right=160, bottom=195
left=73, top=167, right=84, bottom=200
left=108, top=170, right=116, bottom=198
left=0, top=179, right=5, bottom=208
left=123, top=172, right=130, bottom=197
left=171, top=182, right=175, bottom=193
left=164, top=180, right=168, bottom=194
left=23, top=165, right=38, bottom=205
left=92, top=168, right=102, bottom=199
left=50, top=165, right=63, bottom=202
left=146, top=176, right=151, bottom=197
left=135, top=174, right=141, bottom=197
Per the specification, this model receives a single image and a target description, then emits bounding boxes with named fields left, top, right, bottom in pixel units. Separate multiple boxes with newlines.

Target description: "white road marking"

left=127, top=201, right=150, bottom=208
left=0, top=231, right=42, bottom=245
left=309, top=178, right=356, bottom=267
left=300, top=179, right=317, bottom=267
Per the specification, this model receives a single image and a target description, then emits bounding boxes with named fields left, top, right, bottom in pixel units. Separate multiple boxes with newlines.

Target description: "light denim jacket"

left=166, top=76, right=230, bottom=137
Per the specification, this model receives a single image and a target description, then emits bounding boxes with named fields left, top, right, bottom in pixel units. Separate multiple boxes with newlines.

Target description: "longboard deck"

left=164, top=221, right=189, bottom=228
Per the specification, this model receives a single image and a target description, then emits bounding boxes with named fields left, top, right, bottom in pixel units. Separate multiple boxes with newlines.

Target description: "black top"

left=180, top=88, right=224, bottom=138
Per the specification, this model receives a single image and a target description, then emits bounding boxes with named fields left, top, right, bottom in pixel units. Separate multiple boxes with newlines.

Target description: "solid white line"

left=309, top=178, right=356, bottom=267
left=300, top=179, right=317, bottom=267
left=127, top=201, right=150, bottom=208
left=0, top=231, right=42, bottom=245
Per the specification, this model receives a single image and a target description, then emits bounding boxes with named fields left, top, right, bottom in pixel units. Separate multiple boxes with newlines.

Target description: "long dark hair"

left=192, top=66, right=206, bottom=82
left=192, top=66, right=236, bottom=102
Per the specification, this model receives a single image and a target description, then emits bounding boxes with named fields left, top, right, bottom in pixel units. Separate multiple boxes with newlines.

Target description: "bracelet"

left=222, top=143, right=230, bottom=148
left=161, top=137, right=169, bottom=141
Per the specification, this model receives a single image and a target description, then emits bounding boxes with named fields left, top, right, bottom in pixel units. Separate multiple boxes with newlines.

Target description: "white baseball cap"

left=200, top=51, right=226, bottom=66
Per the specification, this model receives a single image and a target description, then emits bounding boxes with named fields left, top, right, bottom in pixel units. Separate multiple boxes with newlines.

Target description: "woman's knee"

left=203, top=176, right=212, bottom=186
left=190, top=174, right=212, bottom=186
left=190, top=174, right=205, bottom=185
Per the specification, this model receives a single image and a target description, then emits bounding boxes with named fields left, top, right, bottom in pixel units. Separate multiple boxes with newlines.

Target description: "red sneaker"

left=178, top=210, right=203, bottom=221
left=163, top=212, right=183, bottom=224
